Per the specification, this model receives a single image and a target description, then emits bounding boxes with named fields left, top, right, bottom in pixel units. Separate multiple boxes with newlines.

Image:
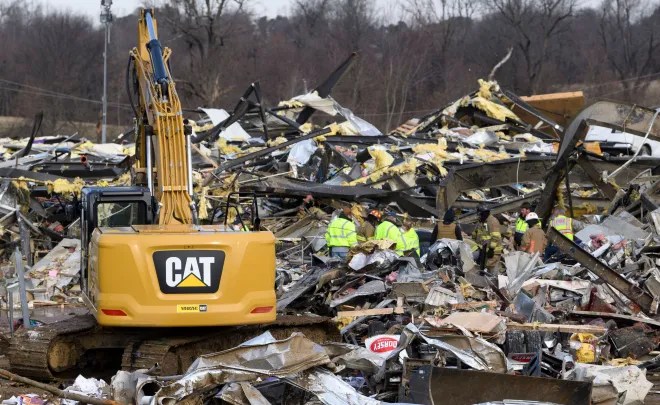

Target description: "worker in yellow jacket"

left=357, top=209, right=380, bottom=242
left=374, top=214, right=408, bottom=255
left=325, top=206, right=357, bottom=258
left=549, top=207, right=575, bottom=240
left=402, top=219, right=420, bottom=256
left=545, top=207, right=585, bottom=261
left=472, top=204, right=503, bottom=271
left=514, top=202, right=531, bottom=248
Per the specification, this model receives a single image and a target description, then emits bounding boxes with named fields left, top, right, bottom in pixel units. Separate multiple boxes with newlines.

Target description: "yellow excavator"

left=9, top=9, right=332, bottom=380
left=82, top=8, right=276, bottom=327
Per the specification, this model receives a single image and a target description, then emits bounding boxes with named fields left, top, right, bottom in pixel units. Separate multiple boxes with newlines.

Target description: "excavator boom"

left=131, top=9, right=193, bottom=225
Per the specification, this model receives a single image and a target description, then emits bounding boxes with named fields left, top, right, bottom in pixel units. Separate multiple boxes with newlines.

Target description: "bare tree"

left=293, top=0, right=331, bottom=37
left=164, top=0, right=250, bottom=106
left=329, top=0, right=377, bottom=107
left=488, top=0, right=577, bottom=93
left=598, top=0, right=660, bottom=101
left=382, top=32, right=430, bottom=132
left=404, top=0, right=477, bottom=94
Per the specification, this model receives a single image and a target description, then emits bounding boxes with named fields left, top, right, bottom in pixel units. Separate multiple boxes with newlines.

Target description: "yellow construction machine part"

left=85, top=225, right=276, bottom=327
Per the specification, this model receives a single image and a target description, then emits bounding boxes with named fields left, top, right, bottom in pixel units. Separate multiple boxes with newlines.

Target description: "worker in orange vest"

left=520, top=212, right=547, bottom=255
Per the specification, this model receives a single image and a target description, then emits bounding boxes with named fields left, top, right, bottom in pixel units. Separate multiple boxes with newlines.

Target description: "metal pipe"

left=18, top=214, right=32, bottom=266
left=8, top=285, right=13, bottom=336
left=186, top=134, right=193, bottom=197
left=190, top=202, right=199, bottom=226
left=146, top=134, right=153, bottom=194
left=15, top=248, right=30, bottom=329
left=100, top=2, right=113, bottom=144
left=565, top=163, right=574, bottom=219
left=102, top=25, right=108, bottom=143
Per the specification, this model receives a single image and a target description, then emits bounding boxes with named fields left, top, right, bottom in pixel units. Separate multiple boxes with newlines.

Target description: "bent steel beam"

left=202, top=127, right=331, bottom=186
left=537, top=102, right=660, bottom=222
left=548, top=227, right=656, bottom=315
left=435, top=157, right=555, bottom=215
left=459, top=192, right=540, bottom=223
left=296, top=52, right=357, bottom=125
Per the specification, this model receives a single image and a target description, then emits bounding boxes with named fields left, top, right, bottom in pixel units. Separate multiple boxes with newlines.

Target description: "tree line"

left=0, top=0, right=658, bottom=138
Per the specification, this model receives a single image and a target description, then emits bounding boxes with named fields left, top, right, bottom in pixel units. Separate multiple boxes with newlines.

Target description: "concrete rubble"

left=1, top=75, right=660, bottom=404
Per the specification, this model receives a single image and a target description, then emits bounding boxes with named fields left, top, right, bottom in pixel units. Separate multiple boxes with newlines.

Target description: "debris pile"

left=1, top=68, right=660, bottom=404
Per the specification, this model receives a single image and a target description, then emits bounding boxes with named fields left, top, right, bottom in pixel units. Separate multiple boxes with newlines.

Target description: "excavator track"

left=9, top=314, right=339, bottom=380
left=8, top=315, right=98, bottom=380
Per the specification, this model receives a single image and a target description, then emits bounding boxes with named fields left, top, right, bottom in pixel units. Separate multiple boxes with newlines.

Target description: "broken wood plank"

left=337, top=307, right=404, bottom=318
left=570, top=310, right=660, bottom=328
left=451, top=301, right=499, bottom=311
left=192, top=144, right=218, bottom=169
left=440, top=312, right=505, bottom=334
left=0, top=368, right=119, bottom=405
left=507, top=322, right=607, bottom=335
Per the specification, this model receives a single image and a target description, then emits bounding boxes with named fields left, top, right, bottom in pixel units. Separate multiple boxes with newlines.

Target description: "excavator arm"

left=130, top=9, right=195, bottom=225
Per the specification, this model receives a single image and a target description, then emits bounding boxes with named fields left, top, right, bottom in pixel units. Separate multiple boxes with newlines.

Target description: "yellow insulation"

left=368, top=148, right=395, bottom=170
left=197, top=186, right=210, bottom=220
left=216, top=138, right=243, bottom=155
left=346, top=158, right=419, bottom=186
left=46, top=178, right=85, bottom=196
left=267, top=137, right=288, bottom=147
left=471, top=97, right=520, bottom=122
left=458, top=146, right=510, bottom=162
left=477, top=78, right=494, bottom=99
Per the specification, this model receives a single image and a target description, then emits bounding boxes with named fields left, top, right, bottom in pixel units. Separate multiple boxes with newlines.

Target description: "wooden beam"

left=0, top=368, right=119, bottom=405
left=451, top=301, right=499, bottom=311
left=191, top=144, right=218, bottom=169
left=507, top=322, right=607, bottom=335
left=337, top=307, right=404, bottom=318
left=571, top=310, right=660, bottom=328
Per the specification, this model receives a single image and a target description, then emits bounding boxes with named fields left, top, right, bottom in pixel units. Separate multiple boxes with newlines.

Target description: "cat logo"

left=153, top=250, right=225, bottom=294
left=166, top=257, right=214, bottom=288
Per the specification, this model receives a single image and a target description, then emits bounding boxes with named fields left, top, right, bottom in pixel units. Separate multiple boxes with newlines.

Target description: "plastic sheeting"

left=62, top=375, right=110, bottom=404
left=200, top=108, right=251, bottom=142
left=334, top=101, right=382, bottom=136
left=292, top=91, right=338, bottom=116
left=287, top=139, right=318, bottom=167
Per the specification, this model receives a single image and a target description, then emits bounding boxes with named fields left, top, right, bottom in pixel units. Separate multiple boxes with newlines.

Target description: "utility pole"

left=100, top=0, right=113, bottom=144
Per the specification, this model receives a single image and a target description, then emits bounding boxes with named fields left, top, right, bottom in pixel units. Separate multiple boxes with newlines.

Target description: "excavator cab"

left=80, top=186, right=154, bottom=292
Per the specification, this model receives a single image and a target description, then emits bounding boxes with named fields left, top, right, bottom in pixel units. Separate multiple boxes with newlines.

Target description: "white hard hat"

left=525, top=212, right=539, bottom=221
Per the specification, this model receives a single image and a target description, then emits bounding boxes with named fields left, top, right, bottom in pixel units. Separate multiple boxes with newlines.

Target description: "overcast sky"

left=44, top=0, right=602, bottom=22
left=44, top=0, right=316, bottom=20
left=43, top=0, right=401, bottom=22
